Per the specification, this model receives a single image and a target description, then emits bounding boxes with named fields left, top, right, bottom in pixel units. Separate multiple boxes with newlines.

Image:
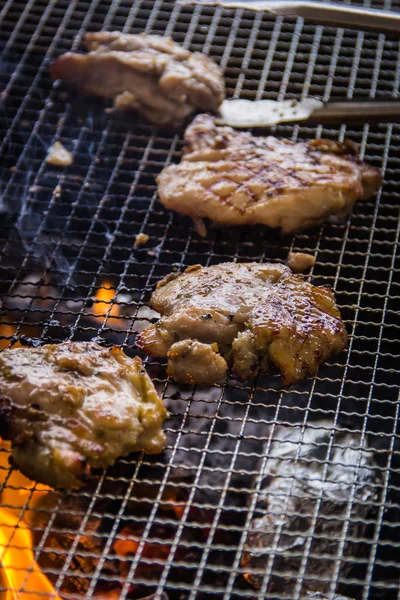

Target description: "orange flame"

left=93, top=283, right=119, bottom=318
left=0, top=510, right=58, bottom=600
left=0, top=442, right=61, bottom=600
left=0, top=322, right=42, bottom=351
left=0, top=325, right=21, bottom=351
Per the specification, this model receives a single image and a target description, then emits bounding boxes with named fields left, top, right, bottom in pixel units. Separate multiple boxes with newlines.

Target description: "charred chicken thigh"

left=0, top=342, right=167, bottom=489
left=50, top=32, right=225, bottom=125
left=136, top=263, right=348, bottom=386
left=157, top=114, right=382, bottom=233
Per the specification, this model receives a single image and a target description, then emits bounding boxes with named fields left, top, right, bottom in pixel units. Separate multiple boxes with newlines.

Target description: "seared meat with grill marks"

left=50, top=33, right=225, bottom=125
left=136, top=263, right=348, bottom=386
left=157, top=114, right=382, bottom=233
left=0, top=342, right=167, bottom=489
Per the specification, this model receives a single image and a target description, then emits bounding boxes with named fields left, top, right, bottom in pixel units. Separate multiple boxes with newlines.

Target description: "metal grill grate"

left=0, top=0, right=399, bottom=599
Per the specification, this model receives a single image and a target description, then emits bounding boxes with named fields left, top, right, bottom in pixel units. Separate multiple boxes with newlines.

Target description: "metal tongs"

left=178, top=0, right=400, bottom=35
left=218, top=98, right=400, bottom=127
left=179, top=0, right=400, bottom=126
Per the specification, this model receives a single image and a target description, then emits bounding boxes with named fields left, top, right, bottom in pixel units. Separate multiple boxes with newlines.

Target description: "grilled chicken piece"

left=157, top=114, right=382, bottom=233
left=167, top=339, right=228, bottom=386
left=136, top=263, right=348, bottom=386
left=50, top=32, right=225, bottom=125
left=0, top=342, right=167, bottom=489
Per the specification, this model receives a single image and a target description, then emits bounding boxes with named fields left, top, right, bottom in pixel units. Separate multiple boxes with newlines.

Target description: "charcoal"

left=32, top=492, right=120, bottom=595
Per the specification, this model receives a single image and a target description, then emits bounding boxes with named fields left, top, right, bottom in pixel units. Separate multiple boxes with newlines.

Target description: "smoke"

left=5, top=162, right=75, bottom=284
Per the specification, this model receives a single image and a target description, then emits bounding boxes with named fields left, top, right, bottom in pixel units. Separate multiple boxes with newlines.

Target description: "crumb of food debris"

left=287, top=252, right=316, bottom=274
left=192, top=217, right=207, bottom=237
left=9, top=166, right=17, bottom=173
left=46, top=141, right=73, bottom=167
left=134, top=233, right=150, bottom=248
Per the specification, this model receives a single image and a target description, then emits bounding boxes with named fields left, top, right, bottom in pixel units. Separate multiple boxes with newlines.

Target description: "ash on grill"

left=242, top=422, right=380, bottom=595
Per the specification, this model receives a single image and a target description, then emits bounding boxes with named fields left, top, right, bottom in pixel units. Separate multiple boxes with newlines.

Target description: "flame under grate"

left=0, top=0, right=399, bottom=599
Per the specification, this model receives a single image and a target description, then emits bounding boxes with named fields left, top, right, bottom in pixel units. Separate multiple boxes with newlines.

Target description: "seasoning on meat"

left=241, top=422, right=379, bottom=594
left=50, top=32, right=225, bottom=125
left=0, top=342, right=167, bottom=489
left=157, top=114, right=382, bottom=233
left=136, top=262, right=348, bottom=386
left=287, top=251, right=316, bottom=273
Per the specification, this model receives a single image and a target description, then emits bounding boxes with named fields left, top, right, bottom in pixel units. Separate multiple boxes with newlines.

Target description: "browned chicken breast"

left=136, top=263, right=348, bottom=386
left=0, top=342, right=167, bottom=489
left=157, top=114, right=382, bottom=233
left=50, top=32, right=225, bottom=125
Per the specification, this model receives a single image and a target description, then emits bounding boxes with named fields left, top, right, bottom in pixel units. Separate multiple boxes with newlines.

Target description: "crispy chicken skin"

left=50, top=32, right=225, bottom=125
left=136, top=263, right=348, bottom=386
left=0, top=342, right=167, bottom=489
left=157, top=114, right=382, bottom=233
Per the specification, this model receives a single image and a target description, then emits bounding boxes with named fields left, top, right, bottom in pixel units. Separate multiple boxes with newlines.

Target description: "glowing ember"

left=114, top=526, right=171, bottom=578
left=113, top=537, right=140, bottom=558
left=0, top=442, right=60, bottom=600
left=162, top=491, right=185, bottom=520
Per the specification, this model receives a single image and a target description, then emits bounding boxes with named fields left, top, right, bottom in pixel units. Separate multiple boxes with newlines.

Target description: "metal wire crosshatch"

left=0, top=0, right=399, bottom=599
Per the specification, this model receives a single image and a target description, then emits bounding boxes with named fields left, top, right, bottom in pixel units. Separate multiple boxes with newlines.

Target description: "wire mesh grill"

left=0, top=0, right=399, bottom=598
